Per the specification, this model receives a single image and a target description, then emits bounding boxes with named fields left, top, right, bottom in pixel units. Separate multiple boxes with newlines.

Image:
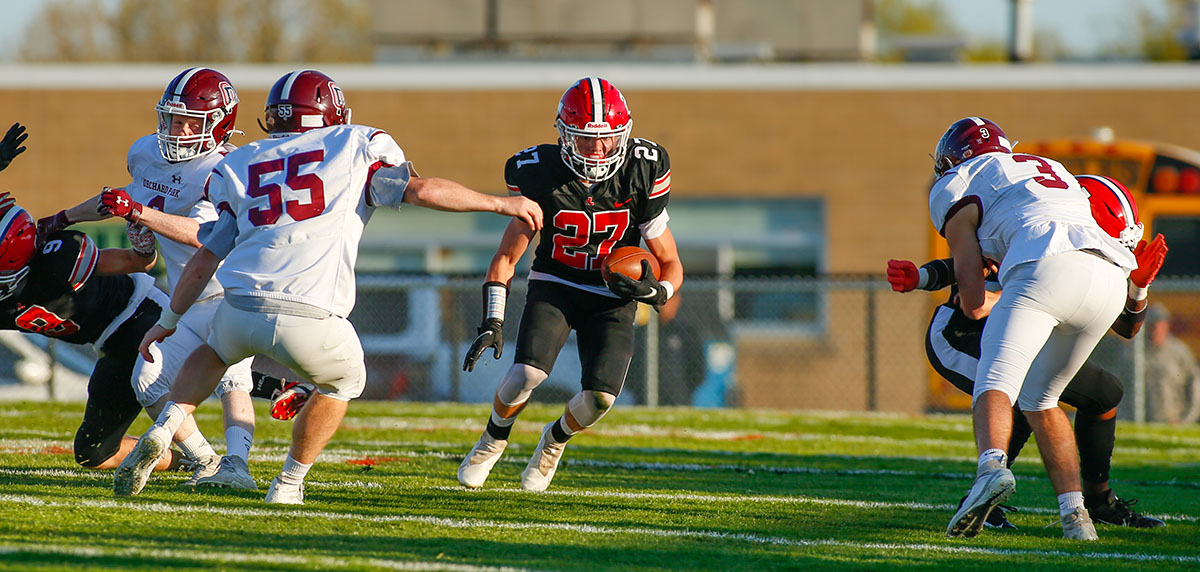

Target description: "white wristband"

left=661, top=280, right=675, bottom=301
left=1128, top=280, right=1149, bottom=302
left=156, top=306, right=182, bottom=330
left=917, top=267, right=932, bottom=290
left=484, top=283, right=507, bottom=321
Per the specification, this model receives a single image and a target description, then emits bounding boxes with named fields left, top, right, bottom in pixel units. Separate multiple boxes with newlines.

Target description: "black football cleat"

left=1086, top=490, right=1166, bottom=529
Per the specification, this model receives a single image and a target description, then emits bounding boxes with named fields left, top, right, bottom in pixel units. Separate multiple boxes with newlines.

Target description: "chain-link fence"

left=5, top=275, right=1200, bottom=422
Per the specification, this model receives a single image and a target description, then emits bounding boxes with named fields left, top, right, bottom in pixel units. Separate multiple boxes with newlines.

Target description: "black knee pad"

left=73, top=430, right=119, bottom=468
left=1060, top=361, right=1124, bottom=416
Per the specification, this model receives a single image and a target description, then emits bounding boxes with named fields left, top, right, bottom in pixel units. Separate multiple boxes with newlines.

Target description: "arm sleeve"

left=200, top=209, right=238, bottom=260
left=363, top=130, right=409, bottom=209
left=920, top=258, right=955, bottom=291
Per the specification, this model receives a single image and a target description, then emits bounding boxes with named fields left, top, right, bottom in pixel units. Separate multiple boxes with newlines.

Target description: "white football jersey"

left=125, top=134, right=230, bottom=300
left=205, top=125, right=408, bottom=317
left=929, top=152, right=1136, bottom=283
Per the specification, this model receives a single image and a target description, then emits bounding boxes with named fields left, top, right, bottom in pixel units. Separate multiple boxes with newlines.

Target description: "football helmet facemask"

left=1078, top=174, right=1144, bottom=251
left=262, top=70, right=351, bottom=136
left=933, top=117, right=1013, bottom=177
left=555, top=77, right=632, bottom=183
left=156, top=67, right=240, bottom=163
left=0, top=205, right=37, bottom=301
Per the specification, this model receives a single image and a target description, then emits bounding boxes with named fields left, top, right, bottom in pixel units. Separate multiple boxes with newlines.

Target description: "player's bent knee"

left=496, top=363, right=548, bottom=404
left=567, top=390, right=616, bottom=429
left=73, top=438, right=116, bottom=469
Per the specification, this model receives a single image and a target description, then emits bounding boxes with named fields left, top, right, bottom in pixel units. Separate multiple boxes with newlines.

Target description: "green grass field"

left=1, top=400, right=1197, bottom=571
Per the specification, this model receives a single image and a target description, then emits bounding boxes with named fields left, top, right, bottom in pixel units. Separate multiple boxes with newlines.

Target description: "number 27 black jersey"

left=504, top=138, right=671, bottom=287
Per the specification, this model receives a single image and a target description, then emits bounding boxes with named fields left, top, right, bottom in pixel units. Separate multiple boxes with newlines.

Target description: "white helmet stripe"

left=590, top=77, right=603, bottom=123
left=280, top=70, right=314, bottom=101
left=169, top=67, right=205, bottom=103
left=0, top=207, right=27, bottom=242
left=1096, top=176, right=1137, bottom=221
left=968, top=117, right=985, bottom=125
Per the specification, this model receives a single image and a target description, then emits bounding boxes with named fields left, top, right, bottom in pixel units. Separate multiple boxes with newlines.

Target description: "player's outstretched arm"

left=463, top=220, right=536, bottom=372
left=97, top=186, right=202, bottom=247
left=1112, top=234, right=1168, bottom=339
left=403, top=176, right=544, bottom=230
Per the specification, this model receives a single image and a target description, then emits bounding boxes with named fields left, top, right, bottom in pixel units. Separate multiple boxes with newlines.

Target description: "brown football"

left=601, top=246, right=660, bottom=283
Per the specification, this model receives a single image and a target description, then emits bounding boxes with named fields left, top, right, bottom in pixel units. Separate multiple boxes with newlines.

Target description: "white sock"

left=279, top=455, right=312, bottom=486
left=156, top=401, right=189, bottom=435
left=177, top=431, right=216, bottom=460
left=1058, top=491, right=1085, bottom=517
left=978, top=448, right=1007, bottom=470
left=224, top=426, right=253, bottom=461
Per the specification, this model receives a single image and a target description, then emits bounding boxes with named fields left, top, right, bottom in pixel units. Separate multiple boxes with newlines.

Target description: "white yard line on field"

left=0, top=544, right=535, bottom=572
left=0, top=494, right=1195, bottom=564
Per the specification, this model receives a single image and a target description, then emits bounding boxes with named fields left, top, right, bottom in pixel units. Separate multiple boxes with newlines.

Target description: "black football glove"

left=0, top=123, right=27, bottom=172
left=463, top=318, right=503, bottom=372
left=36, top=210, right=71, bottom=247
left=606, top=259, right=668, bottom=307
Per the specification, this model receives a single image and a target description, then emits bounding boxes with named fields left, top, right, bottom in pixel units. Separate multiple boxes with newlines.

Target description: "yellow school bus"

left=928, top=136, right=1200, bottom=410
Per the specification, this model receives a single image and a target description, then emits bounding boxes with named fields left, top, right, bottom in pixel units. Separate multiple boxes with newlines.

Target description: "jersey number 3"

left=247, top=150, right=328, bottom=226
left=552, top=210, right=630, bottom=270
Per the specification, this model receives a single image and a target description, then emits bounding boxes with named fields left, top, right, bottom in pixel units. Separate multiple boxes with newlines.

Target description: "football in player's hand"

left=602, top=246, right=660, bottom=283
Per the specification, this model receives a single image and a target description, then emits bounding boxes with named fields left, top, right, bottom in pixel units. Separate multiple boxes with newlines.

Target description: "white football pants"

left=974, top=249, right=1126, bottom=412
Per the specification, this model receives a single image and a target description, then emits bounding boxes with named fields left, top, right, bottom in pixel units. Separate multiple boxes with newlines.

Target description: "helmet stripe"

left=1096, top=176, right=1136, bottom=221
left=0, top=206, right=27, bottom=238
left=968, top=117, right=985, bottom=125
left=589, top=77, right=603, bottom=123
left=169, top=67, right=205, bottom=103
left=279, top=70, right=312, bottom=101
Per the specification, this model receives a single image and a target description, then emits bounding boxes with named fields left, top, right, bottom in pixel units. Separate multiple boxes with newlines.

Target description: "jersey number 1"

left=247, top=150, right=327, bottom=226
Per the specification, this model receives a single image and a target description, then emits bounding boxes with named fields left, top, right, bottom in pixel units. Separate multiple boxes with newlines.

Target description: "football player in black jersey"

left=0, top=195, right=199, bottom=473
left=458, top=77, right=684, bottom=491
left=886, top=175, right=1167, bottom=529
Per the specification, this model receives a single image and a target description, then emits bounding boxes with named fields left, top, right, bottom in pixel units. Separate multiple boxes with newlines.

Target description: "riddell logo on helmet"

left=163, top=102, right=186, bottom=111
left=585, top=122, right=611, bottom=130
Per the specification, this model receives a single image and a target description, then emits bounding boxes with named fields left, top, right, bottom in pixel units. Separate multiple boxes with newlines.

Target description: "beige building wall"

left=5, top=67, right=1198, bottom=413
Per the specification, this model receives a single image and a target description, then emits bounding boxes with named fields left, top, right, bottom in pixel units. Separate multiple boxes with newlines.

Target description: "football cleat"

left=1086, top=491, right=1166, bottom=528
left=457, top=432, right=508, bottom=489
left=179, top=454, right=221, bottom=487
left=113, top=425, right=171, bottom=496
left=520, top=422, right=568, bottom=492
left=265, top=476, right=304, bottom=505
left=270, top=381, right=314, bottom=421
left=1061, top=506, right=1099, bottom=540
left=196, top=455, right=257, bottom=490
left=946, top=461, right=1016, bottom=538
left=957, top=495, right=1018, bottom=529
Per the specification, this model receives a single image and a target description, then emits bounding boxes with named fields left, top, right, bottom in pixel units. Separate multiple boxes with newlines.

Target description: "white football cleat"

left=520, top=422, right=567, bottom=492
left=197, top=455, right=257, bottom=490
left=946, top=460, right=1016, bottom=538
left=1061, top=506, right=1099, bottom=540
left=457, top=432, right=508, bottom=488
left=113, top=424, right=171, bottom=497
left=265, top=476, right=304, bottom=504
left=180, top=454, right=221, bottom=487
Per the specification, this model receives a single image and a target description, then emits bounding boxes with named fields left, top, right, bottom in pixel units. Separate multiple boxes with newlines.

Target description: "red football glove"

left=886, top=259, right=919, bottom=292
left=1130, top=233, right=1167, bottom=289
left=98, top=187, right=143, bottom=222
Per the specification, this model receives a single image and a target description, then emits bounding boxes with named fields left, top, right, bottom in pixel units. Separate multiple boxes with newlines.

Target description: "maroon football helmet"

left=1078, top=174, right=1144, bottom=250
left=156, top=67, right=240, bottom=162
left=933, top=117, right=1014, bottom=177
left=263, top=70, right=351, bottom=135
left=0, top=205, right=37, bottom=301
left=555, top=77, right=633, bottom=182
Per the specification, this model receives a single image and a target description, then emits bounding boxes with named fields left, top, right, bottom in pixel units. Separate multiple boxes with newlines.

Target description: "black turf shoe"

left=957, top=495, right=1018, bottom=530
left=1085, top=490, right=1166, bottom=529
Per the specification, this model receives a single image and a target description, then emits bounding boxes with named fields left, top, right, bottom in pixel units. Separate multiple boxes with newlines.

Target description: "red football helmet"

left=555, top=77, right=633, bottom=182
left=1078, top=174, right=1144, bottom=250
left=933, top=117, right=1014, bottom=177
left=0, top=205, right=37, bottom=301
left=263, top=70, right=351, bottom=135
left=156, top=67, right=240, bottom=163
